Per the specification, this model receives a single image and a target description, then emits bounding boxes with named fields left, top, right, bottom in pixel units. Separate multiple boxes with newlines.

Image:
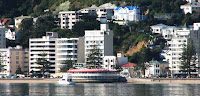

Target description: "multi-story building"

left=151, top=24, right=179, bottom=40
left=0, top=25, right=6, bottom=48
left=161, top=27, right=191, bottom=74
left=59, top=11, right=79, bottom=29
left=180, top=3, right=200, bottom=14
left=59, top=3, right=116, bottom=29
left=29, top=32, right=79, bottom=74
left=113, top=6, right=141, bottom=25
left=29, top=32, right=57, bottom=75
left=0, top=46, right=29, bottom=76
left=85, top=24, right=113, bottom=65
left=55, top=38, right=79, bottom=73
left=0, top=49, right=10, bottom=76
left=190, top=23, right=200, bottom=74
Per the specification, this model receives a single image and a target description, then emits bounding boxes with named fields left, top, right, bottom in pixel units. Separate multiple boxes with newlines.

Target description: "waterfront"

left=0, top=83, right=200, bottom=96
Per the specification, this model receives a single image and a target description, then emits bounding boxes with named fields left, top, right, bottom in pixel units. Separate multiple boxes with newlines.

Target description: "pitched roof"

left=115, top=6, right=139, bottom=10
left=121, top=63, right=136, bottom=68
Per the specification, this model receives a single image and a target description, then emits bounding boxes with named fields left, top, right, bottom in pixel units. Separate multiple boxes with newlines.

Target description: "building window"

left=16, top=56, right=19, bottom=60
left=16, top=61, right=19, bottom=64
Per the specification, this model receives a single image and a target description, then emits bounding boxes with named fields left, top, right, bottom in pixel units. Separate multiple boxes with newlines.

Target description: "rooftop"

left=115, top=6, right=139, bottom=10
left=121, top=63, right=136, bottom=68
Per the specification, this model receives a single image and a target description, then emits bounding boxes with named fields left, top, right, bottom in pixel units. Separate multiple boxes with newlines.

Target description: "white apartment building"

left=161, top=27, right=191, bottom=74
left=29, top=32, right=57, bottom=75
left=29, top=32, right=79, bottom=74
left=85, top=24, right=113, bottom=65
left=0, top=25, right=6, bottom=48
left=55, top=38, right=79, bottom=73
left=113, top=6, right=141, bottom=25
left=59, top=11, right=79, bottom=29
left=0, top=49, right=10, bottom=76
left=5, top=29, right=16, bottom=40
left=180, top=3, right=200, bottom=14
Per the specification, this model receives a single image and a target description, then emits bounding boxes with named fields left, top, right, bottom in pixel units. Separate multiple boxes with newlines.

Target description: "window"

left=16, top=56, right=19, bottom=60
left=16, top=61, right=19, bottom=64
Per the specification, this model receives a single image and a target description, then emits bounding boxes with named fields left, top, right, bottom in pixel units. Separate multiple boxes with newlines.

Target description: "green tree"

left=86, top=45, right=101, bottom=68
left=15, top=66, right=23, bottom=74
left=134, top=47, right=152, bottom=76
left=179, top=39, right=197, bottom=77
left=72, top=15, right=100, bottom=36
left=36, top=53, right=51, bottom=77
left=60, top=59, right=74, bottom=72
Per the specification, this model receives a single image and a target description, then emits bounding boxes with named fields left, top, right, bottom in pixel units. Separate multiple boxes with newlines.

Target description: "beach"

left=126, top=78, right=200, bottom=84
left=0, top=78, right=59, bottom=83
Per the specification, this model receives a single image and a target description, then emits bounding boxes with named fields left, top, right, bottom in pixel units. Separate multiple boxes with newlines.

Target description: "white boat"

left=58, top=75, right=76, bottom=85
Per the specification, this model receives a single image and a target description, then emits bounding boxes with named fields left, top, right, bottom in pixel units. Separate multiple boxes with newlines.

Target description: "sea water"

left=0, top=83, right=199, bottom=96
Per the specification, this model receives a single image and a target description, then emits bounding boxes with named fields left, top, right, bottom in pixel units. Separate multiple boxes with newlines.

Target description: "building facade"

left=0, top=46, right=29, bottom=76
left=5, top=29, right=16, bottom=40
left=161, top=27, right=192, bottom=74
left=29, top=32, right=79, bottom=74
left=84, top=24, right=113, bottom=65
left=180, top=3, right=200, bottom=14
left=0, top=25, right=6, bottom=48
left=113, top=6, right=141, bottom=25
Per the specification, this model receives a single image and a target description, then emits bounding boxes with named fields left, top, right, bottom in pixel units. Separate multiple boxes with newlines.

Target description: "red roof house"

left=121, top=63, right=136, bottom=68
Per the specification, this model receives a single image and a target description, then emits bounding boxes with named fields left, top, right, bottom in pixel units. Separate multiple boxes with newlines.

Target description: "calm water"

left=0, top=83, right=199, bottom=96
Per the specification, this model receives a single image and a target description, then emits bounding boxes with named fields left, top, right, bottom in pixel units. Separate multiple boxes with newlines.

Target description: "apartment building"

left=29, top=32, right=79, bottom=74
left=85, top=24, right=113, bottom=65
left=161, top=27, right=192, bottom=74
left=0, top=25, right=6, bottom=48
left=0, top=46, right=29, bottom=76
left=59, top=3, right=116, bottom=29
left=29, top=32, right=57, bottom=75
left=55, top=38, right=79, bottom=73
left=59, top=11, right=79, bottom=29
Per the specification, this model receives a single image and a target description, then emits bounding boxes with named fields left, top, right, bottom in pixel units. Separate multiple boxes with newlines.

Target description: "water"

left=0, top=83, right=199, bottom=96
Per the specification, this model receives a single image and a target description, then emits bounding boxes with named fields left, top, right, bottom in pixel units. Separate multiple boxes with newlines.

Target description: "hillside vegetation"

left=2, top=0, right=199, bottom=64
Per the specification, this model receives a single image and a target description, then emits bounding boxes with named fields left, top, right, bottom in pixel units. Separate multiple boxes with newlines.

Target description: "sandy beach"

left=0, top=78, right=59, bottom=83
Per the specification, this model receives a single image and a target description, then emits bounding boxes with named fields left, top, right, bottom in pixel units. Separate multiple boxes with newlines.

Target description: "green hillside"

left=2, top=0, right=199, bottom=65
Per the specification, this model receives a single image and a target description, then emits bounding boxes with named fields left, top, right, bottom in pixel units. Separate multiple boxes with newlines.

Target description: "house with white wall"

left=14, top=15, right=31, bottom=28
left=5, top=29, right=16, bottom=40
left=180, top=3, right=200, bottom=14
left=113, top=6, right=141, bottom=25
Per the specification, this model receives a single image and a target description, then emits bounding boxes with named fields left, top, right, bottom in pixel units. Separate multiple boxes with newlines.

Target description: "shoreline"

left=1, top=78, right=200, bottom=84
left=126, top=78, right=200, bottom=84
